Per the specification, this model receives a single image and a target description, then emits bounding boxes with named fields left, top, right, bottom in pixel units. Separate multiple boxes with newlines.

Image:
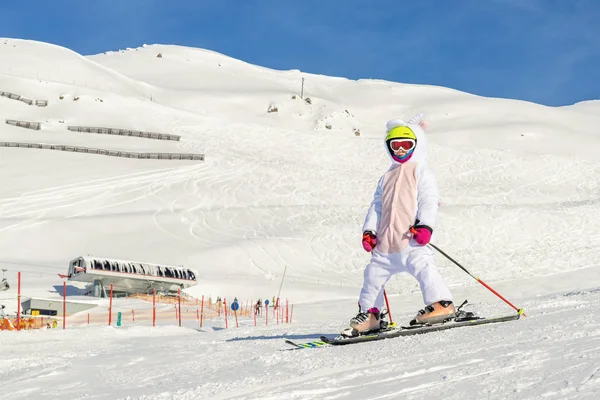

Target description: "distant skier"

left=255, top=299, right=262, bottom=316
left=350, top=117, right=455, bottom=333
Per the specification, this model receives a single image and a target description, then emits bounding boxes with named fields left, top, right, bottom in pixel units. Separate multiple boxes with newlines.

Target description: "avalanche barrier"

left=68, top=126, right=180, bottom=141
left=0, top=141, right=204, bottom=161
left=5, top=119, right=41, bottom=130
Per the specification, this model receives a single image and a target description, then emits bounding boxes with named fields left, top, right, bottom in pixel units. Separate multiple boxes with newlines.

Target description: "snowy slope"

left=1, top=38, right=599, bottom=399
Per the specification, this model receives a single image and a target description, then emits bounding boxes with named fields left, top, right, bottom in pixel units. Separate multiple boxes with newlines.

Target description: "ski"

left=283, top=322, right=399, bottom=350
left=320, top=313, right=521, bottom=346
left=284, top=339, right=327, bottom=349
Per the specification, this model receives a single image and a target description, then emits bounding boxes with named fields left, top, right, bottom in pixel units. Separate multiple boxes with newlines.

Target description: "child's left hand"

left=411, top=226, right=432, bottom=245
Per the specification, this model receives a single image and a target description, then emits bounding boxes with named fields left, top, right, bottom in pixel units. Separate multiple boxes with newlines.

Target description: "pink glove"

left=412, top=225, right=432, bottom=245
left=362, top=231, right=377, bottom=252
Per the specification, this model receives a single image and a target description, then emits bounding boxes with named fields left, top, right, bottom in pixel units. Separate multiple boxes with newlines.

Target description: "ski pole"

left=383, top=289, right=393, bottom=324
left=410, top=227, right=525, bottom=316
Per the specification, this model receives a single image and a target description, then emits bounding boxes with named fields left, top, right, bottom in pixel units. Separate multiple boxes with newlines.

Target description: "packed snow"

left=1, top=38, right=600, bottom=399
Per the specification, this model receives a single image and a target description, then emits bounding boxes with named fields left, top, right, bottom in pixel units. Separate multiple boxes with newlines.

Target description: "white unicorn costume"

left=351, top=117, right=454, bottom=331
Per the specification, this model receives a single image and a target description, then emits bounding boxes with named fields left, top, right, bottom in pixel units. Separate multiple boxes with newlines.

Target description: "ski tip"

left=286, top=339, right=328, bottom=349
left=517, top=308, right=526, bottom=317
left=320, top=336, right=332, bottom=343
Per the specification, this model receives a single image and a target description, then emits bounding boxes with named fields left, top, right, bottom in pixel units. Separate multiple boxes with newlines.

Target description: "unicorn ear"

left=407, top=113, right=425, bottom=125
left=386, top=118, right=406, bottom=132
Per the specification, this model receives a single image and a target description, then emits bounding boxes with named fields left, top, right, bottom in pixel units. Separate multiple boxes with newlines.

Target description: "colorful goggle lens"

left=389, top=139, right=415, bottom=152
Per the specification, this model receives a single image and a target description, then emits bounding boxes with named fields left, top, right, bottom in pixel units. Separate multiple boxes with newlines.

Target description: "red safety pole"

left=152, top=289, right=156, bottom=327
left=87, top=313, right=90, bottom=325
left=285, top=299, right=289, bottom=323
left=224, top=298, right=228, bottom=329
left=63, top=281, right=67, bottom=329
left=200, top=294, right=204, bottom=328
left=234, top=309, right=239, bottom=328
left=178, top=289, right=182, bottom=327
left=16, top=272, right=21, bottom=331
left=108, top=284, right=113, bottom=326
left=265, top=303, right=269, bottom=326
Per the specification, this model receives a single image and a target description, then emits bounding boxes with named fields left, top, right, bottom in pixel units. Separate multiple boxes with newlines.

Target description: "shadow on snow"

left=225, top=333, right=331, bottom=342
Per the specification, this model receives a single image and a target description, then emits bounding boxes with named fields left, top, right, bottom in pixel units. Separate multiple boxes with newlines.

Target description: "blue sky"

left=1, top=0, right=598, bottom=106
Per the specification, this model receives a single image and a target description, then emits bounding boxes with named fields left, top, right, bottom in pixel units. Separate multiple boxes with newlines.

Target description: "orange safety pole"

left=200, top=294, right=204, bottom=328
left=108, top=284, right=113, bottom=326
left=178, top=289, right=182, bottom=327
left=132, top=309, right=135, bottom=322
left=63, top=281, right=67, bottom=329
left=152, top=289, right=156, bottom=327
left=16, top=272, right=21, bottom=331
left=88, top=313, right=90, bottom=325
left=265, top=303, right=269, bottom=326
left=224, top=298, right=228, bottom=329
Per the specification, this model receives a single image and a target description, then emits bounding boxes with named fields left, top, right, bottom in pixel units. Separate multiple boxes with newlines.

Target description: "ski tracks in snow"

left=432, top=144, right=600, bottom=289
left=0, top=165, right=206, bottom=234
left=2, top=292, right=599, bottom=400
left=215, top=293, right=600, bottom=400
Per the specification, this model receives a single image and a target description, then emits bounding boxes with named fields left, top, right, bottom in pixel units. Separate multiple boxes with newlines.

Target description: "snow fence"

left=68, top=125, right=180, bottom=141
left=5, top=119, right=41, bottom=130
left=0, top=90, right=48, bottom=107
left=0, top=141, right=204, bottom=161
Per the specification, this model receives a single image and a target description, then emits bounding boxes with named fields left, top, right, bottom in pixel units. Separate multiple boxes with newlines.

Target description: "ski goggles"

left=388, top=139, right=416, bottom=152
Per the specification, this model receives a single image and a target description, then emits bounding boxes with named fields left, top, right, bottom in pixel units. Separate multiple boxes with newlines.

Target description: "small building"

left=20, top=297, right=97, bottom=316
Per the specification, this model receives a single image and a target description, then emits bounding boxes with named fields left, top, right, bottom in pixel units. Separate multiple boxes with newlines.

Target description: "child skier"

left=350, top=117, right=455, bottom=333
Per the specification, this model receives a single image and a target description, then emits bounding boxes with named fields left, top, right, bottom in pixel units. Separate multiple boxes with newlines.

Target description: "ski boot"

left=341, top=307, right=383, bottom=338
left=410, top=300, right=456, bottom=326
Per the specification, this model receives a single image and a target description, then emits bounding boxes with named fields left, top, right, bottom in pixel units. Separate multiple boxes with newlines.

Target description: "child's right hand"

left=362, top=231, right=377, bottom=252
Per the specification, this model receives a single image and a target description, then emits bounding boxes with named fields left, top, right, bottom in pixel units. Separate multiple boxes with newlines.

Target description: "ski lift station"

left=66, top=256, right=198, bottom=298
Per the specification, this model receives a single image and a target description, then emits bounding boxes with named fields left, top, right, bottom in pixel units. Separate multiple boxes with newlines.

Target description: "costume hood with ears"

left=385, top=116, right=428, bottom=166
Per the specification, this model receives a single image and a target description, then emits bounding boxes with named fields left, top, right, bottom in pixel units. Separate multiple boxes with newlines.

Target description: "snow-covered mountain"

left=1, top=38, right=599, bottom=399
